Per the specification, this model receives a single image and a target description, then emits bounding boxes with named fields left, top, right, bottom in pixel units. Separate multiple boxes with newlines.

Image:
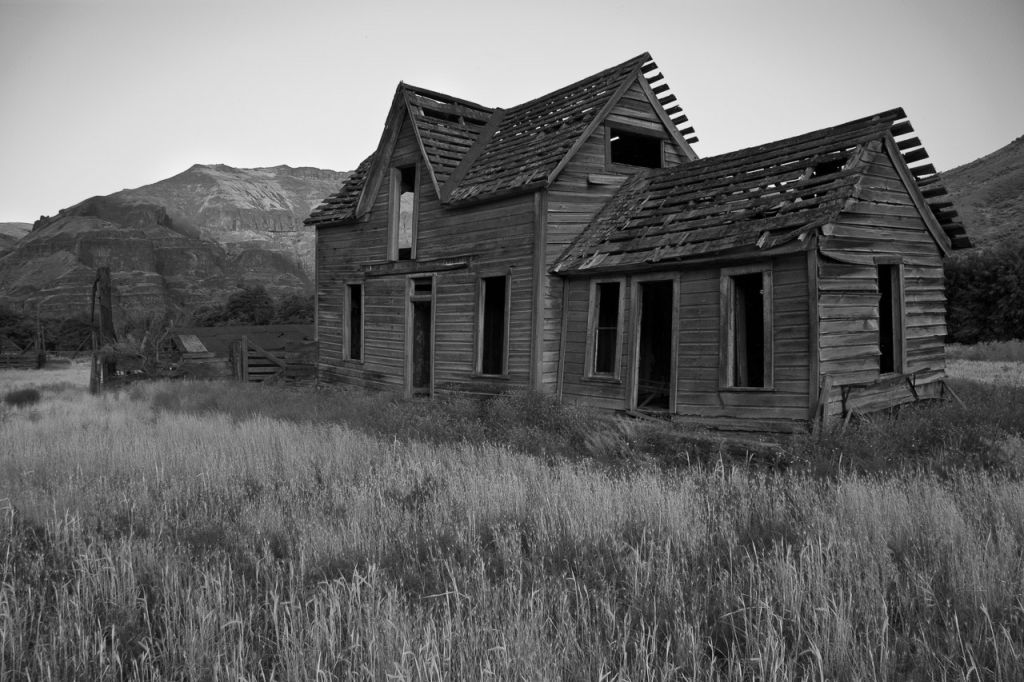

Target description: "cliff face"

left=0, top=165, right=349, bottom=319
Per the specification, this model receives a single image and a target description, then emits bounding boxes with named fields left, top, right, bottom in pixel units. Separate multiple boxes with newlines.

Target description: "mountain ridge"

left=0, top=164, right=350, bottom=319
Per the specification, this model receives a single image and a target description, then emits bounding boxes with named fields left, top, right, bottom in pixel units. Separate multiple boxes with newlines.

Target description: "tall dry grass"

left=1, top=371, right=1023, bottom=678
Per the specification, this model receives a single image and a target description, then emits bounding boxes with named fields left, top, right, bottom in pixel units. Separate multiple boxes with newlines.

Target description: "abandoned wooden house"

left=306, top=52, right=970, bottom=432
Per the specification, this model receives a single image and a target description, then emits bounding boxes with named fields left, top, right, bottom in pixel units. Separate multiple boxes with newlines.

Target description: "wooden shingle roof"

left=305, top=53, right=698, bottom=226
left=554, top=108, right=970, bottom=274
left=404, top=87, right=494, bottom=189
left=446, top=53, right=667, bottom=203
left=305, top=156, right=371, bottom=227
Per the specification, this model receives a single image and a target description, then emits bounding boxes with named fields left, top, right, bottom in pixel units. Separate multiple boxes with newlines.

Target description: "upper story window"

left=609, top=127, right=663, bottom=168
left=389, top=164, right=417, bottom=261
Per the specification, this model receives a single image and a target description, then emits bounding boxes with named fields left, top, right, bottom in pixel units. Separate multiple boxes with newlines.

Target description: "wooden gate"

left=234, top=336, right=316, bottom=383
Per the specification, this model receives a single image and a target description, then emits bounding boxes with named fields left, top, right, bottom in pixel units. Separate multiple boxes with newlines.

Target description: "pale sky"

left=1, top=0, right=1022, bottom=224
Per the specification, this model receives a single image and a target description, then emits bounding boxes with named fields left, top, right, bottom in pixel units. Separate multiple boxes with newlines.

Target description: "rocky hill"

left=941, top=135, right=1024, bottom=248
left=0, top=222, right=31, bottom=258
left=0, top=165, right=349, bottom=319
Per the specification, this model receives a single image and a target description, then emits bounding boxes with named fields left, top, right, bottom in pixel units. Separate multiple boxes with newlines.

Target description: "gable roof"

left=553, top=108, right=970, bottom=274
left=305, top=53, right=698, bottom=227
left=444, top=53, right=696, bottom=203
left=306, top=155, right=372, bottom=227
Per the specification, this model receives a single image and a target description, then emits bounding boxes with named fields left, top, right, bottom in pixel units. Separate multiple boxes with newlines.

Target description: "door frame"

left=405, top=274, right=435, bottom=397
left=627, top=274, right=678, bottom=412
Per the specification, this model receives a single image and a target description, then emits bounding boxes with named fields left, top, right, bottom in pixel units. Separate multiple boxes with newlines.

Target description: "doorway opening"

left=409, top=277, right=433, bottom=396
left=635, top=280, right=673, bottom=410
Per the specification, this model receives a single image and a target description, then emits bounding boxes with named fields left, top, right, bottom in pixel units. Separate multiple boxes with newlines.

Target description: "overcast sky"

left=1, top=0, right=1022, bottom=224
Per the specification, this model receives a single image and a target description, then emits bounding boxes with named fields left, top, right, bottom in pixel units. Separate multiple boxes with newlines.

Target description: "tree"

left=945, top=238, right=1024, bottom=343
left=0, top=307, right=35, bottom=349
left=274, top=293, right=314, bottom=324
left=223, top=285, right=275, bottom=325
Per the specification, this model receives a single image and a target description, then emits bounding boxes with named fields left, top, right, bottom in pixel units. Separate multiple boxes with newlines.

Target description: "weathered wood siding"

left=317, top=115, right=537, bottom=394
left=816, top=146, right=948, bottom=418
left=560, top=254, right=811, bottom=432
left=542, top=80, right=689, bottom=390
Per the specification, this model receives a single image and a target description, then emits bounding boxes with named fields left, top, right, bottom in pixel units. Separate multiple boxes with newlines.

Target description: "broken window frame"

left=607, top=124, right=665, bottom=169
left=585, top=278, right=625, bottom=380
left=388, top=164, right=418, bottom=261
left=719, top=264, right=774, bottom=391
left=476, top=273, right=510, bottom=377
left=876, top=258, right=906, bottom=375
left=346, top=282, right=363, bottom=363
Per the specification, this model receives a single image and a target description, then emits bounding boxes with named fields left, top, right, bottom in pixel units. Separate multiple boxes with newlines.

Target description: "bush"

left=187, top=288, right=314, bottom=326
left=3, top=387, right=41, bottom=408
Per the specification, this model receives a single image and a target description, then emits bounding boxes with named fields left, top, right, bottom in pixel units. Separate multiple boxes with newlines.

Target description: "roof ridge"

left=397, top=82, right=494, bottom=113
left=503, top=52, right=651, bottom=114
left=687, top=108, right=905, bottom=169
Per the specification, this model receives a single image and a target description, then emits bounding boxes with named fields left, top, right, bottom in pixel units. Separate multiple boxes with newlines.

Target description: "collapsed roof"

left=554, top=108, right=970, bottom=274
left=306, top=53, right=697, bottom=226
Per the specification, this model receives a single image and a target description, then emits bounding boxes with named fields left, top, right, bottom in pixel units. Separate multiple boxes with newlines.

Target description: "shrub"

left=3, top=387, right=41, bottom=408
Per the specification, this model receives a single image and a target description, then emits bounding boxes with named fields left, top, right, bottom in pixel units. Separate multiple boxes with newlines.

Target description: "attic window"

left=609, top=128, right=663, bottom=168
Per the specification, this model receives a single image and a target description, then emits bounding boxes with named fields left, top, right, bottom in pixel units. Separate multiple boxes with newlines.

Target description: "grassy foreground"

left=1, top=368, right=1023, bottom=679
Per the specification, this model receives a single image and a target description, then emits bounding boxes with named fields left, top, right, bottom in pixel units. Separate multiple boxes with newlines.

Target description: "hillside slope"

left=0, top=165, right=349, bottom=319
left=941, top=135, right=1024, bottom=248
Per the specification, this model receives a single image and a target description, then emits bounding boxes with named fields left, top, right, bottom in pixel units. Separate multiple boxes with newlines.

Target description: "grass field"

left=2, top=361, right=1023, bottom=679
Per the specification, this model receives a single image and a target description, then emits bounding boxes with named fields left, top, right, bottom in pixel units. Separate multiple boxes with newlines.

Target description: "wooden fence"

left=232, top=336, right=317, bottom=383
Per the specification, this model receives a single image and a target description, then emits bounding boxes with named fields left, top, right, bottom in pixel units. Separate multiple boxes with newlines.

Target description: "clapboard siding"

left=542, top=83, right=692, bottom=390
left=816, top=147, right=948, bottom=418
left=560, top=254, right=810, bottom=431
left=317, top=116, right=537, bottom=394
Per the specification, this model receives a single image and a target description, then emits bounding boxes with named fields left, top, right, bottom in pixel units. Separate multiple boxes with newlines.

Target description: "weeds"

left=948, top=340, right=1024, bottom=362
left=2, top=367, right=1024, bottom=678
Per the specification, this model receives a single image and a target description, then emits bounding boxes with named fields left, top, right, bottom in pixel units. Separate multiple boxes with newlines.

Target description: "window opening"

left=810, top=157, right=846, bottom=178
left=421, top=107, right=461, bottom=124
left=635, top=280, right=673, bottom=409
left=878, top=264, right=902, bottom=373
left=609, top=128, right=662, bottom=168
left=347, top=284, right=362, bottom=361
left=727, top=272, right=767, bottom=388
left=411, top=300, right=431, bottom=393
left=593, top=282, right=620, bottom=376
left=392, top=165, right=416, bottom=261
left=413, top=277, right=433, bottom=295
left=479, top=276, right=508, bottom=375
